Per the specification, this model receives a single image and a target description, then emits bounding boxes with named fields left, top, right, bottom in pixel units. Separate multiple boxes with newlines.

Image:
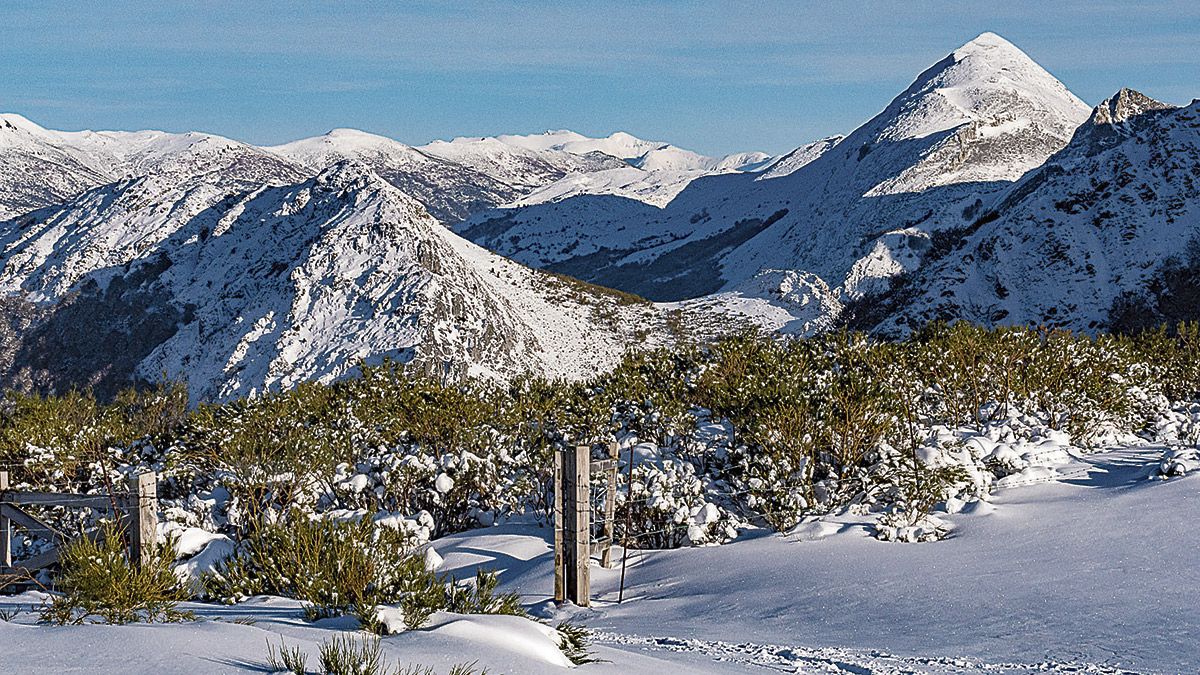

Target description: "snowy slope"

left=0, top=161, right=681, bottom=401
left=503, top=166, right=704, bottom=208
left=269, top=129, right=516, bottom=222
left=670, top=269, right=843, bottom=337
left=456, top=33, right=1091, bottom=309
left=756, top=135, right=842, bottom=179
left=866, top=90, right=1200, bottom=335
left=3, top=443, right=1194, bottom=673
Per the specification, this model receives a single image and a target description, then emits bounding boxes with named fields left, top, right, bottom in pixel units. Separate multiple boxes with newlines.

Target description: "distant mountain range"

left=1, top=31, right=1196, bottom=399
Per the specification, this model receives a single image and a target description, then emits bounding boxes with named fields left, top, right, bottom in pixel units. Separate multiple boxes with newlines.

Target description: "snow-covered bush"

left=616, top=444, right=741, bottom=548
left=1157, top=447, right=1200, bottom=477
left=869, top=445, right=971, bottom=543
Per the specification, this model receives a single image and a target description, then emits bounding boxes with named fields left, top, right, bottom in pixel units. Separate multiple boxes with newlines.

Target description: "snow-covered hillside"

left=866, top=89, right=1200, bottom=335
left=0, top=160, right=685, bottom=400
left=755, top=135, right=843, bottom=180
left=418, top=136, right=628, bottom=191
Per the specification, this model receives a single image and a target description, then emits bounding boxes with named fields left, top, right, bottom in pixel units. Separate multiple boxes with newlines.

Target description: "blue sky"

left=3, top=1, right=1197, bottom=156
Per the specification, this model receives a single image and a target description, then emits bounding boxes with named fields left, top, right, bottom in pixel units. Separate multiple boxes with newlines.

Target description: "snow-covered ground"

left=3, top=443, right=1194, bottom=673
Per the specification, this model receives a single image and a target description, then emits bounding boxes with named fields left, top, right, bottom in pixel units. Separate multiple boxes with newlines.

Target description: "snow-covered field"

left=3, top=443, right=1194, bottom=674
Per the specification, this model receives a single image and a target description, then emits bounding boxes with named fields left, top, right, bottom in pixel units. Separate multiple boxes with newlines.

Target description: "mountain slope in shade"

left=269, top=129, right=516, bottom=222
left=0, top=162, right=685, bottom=400
left=456, top=32, right=1091, bottom=306
left=448, top=135, right=837, bottom=271
left=861, top=90, right=1200, bottom=335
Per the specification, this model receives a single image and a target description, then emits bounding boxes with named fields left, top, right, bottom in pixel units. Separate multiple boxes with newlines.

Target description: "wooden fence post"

left=563, top=445, right=590, bottom=606
left=553, top=450, right=564, bottom=603
left=127, top=472, right=157, bottom=567
left=600, top=442, right=619, bottom=569
left=0, top=471, right=10, bottom=568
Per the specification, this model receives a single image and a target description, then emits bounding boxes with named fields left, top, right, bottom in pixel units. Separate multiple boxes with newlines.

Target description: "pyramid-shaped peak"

left=871, top=31, right=1089, bottom=143
left=1089, top=88, right=1174, bottom=125
left=943, top=31, right=1052, bottom=76
left=955, top=31, right=1022, bottom=55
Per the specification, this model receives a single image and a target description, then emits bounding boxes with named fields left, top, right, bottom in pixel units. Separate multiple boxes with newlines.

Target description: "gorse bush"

left=40, top=524, right=191, bottom=625
left=555, top=621, right=600, bottom=665
left=205, top=514, right=523, bottom=632
left=0, top=382, right=186, bottom=490
left=205, top=516, right=426, bottom=612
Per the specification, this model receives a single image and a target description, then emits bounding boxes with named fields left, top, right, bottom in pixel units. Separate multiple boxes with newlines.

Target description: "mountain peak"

left=873, top=32, right=1089, bottom=144
left=954, top=31, right=1021, bottom=56
left=1089, top=88, right=1173, bottom=126
left=0, top=113, right=46, bottom=134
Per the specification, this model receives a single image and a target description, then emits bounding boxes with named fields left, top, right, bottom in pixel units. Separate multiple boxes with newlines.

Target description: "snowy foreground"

left=2, top=444, right=1197, bottom=674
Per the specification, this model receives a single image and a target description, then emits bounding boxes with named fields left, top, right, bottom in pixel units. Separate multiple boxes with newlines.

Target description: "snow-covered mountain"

left=860, top=89, right=1200, bottom=335
left=490, top=129, right=772, bottom=172
left=0, top=114, right=116, bottom=219
left=0, top=113, right=308, bottom=222
left=417, top=136, right=627, bottom=191
left=268, top=129, right=516, bottom=223
left=459, top=32, right=1092, bottom=307
left=496, top=130, right=664, bottom=160
left=2, top=30, right=1196, bottom=399
left=0, top=159, right=688, bottom=400
left=1, top=113, right=776, bottom=230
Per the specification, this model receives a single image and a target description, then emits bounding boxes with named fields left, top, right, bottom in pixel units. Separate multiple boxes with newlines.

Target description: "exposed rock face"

left=1089, top=88, right=1175, bottom=126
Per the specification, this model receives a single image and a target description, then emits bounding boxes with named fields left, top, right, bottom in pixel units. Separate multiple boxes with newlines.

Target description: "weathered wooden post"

left=553, top=450, right=565, bottom=603
left=600, top=441, right=619, bottom=569
left=0, top=471, right=10, bottom=568
left=563, top=445, right=590, bottom=606
left=127, top=472, right=157, bottom=567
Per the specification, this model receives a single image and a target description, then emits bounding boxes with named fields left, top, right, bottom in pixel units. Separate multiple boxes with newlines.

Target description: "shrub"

left=205, top=516, right=426, bottom=614
left=555, top=621, right=600, bottom=665
left=40, top=525, right=191, bottom=625
left=265, top=637, right=308, bottom=675
left=318, top=633, right=389, bottom=675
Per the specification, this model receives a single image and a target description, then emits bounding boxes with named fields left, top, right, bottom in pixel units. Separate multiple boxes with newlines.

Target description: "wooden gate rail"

left=0, top=470, right=158, bottom=586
